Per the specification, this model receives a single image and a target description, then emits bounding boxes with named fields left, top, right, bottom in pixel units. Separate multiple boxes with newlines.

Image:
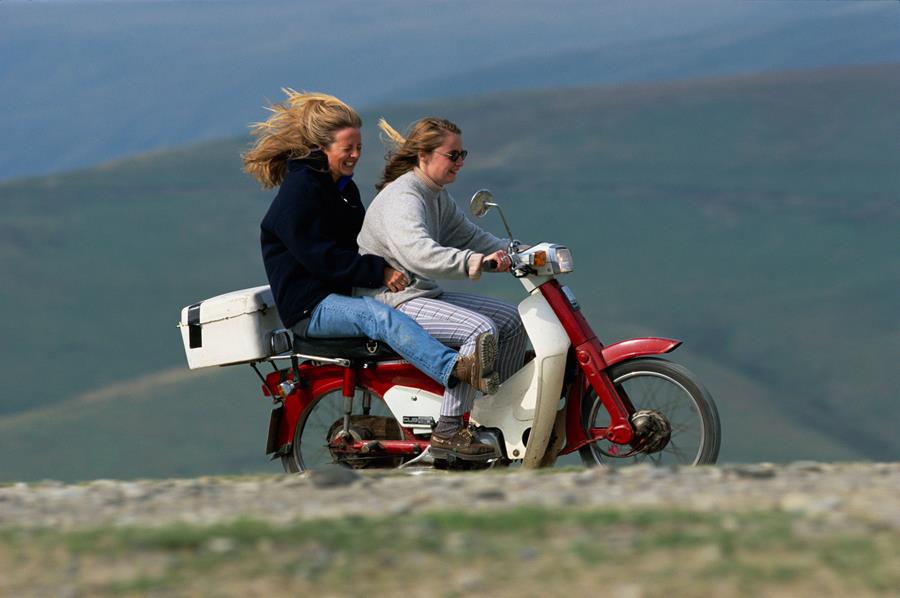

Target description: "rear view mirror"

left=470, top=189, right=494, bottom=218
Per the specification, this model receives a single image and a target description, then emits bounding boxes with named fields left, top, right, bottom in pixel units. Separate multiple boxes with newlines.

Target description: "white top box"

left=178, top=285, right=285, bottom=369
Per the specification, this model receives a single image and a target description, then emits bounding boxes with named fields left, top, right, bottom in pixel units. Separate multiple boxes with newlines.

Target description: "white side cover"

left=178, top=285, right=284, bottom=369
left=470, top=291, right=570, bottom=461
left=382, top=386, right=444, bottom=435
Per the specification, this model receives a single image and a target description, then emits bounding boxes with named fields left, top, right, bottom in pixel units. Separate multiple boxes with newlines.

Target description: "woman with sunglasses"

left=357, top=117, right=527, bottom=462
left=242, top=92, right=497, bottom=400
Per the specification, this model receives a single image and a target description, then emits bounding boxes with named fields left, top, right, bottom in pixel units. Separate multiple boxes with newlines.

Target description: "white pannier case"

left=179, top=285, right=286, bottom=369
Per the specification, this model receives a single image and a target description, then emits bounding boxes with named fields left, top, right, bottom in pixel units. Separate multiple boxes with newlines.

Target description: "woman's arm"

left=439, top=190, right=507, bottom=254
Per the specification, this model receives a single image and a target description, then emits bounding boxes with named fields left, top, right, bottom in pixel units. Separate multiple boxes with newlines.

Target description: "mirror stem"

left=490, top=204, right=516, bottom=249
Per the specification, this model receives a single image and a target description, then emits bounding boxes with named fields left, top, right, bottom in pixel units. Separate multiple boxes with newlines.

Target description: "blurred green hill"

left=1, top=64, right=897, bottom=481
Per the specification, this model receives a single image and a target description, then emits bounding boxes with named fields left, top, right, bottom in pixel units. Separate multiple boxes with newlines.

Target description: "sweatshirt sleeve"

left=273, top=190, right=387, bottom=289
left=440, top=191, right=507, bottom=254
left=380, top=192, right=473, bottom=280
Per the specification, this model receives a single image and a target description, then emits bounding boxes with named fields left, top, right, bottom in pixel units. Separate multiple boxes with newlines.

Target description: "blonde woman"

left=243, top=91, right=495, bottom=396
left=357, top=117, right=527, bottom=462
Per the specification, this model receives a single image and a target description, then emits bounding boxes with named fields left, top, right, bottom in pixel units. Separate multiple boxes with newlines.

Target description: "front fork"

left=538, top=280, right=635, bottom=454
left=572, top=340, right=634, bottom=445
left=561, top=342, right=635, bottom=454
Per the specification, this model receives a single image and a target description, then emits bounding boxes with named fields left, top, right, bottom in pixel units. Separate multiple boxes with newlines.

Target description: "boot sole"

left=475, top=333, right=499, bottom=394
left=479, top=371, right=500, bottom=395
left=476, top=332, right=498, bottom=376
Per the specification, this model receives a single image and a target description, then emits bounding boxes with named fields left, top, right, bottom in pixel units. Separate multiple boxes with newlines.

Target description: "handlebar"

left=483, top=259, right=498, bottom=271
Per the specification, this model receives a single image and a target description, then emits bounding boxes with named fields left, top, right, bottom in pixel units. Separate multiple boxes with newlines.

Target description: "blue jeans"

left=304, top=294, right=457, bottom=386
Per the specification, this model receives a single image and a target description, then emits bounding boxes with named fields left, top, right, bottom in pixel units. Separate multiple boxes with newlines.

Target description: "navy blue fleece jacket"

left=260, top=154, right=387, bottom=329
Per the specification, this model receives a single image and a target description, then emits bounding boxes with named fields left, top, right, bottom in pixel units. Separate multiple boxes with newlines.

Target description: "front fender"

left=601, top=337, right=681, bottom=367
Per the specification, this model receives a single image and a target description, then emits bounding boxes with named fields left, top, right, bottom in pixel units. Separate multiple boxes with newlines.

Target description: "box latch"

left=187, top=303, right=202, bottom=348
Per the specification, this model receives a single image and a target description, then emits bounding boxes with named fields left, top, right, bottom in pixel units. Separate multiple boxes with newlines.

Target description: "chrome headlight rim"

left=553, top=247, right=574, bottom=273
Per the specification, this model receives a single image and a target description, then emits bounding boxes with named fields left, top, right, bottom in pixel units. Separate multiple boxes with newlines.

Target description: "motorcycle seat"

left=292, top=336, right=401, bottom=361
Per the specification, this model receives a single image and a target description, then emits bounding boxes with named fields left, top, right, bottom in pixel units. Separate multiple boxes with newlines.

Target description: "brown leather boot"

left=430, top=427, right=497, bottom=461
left=451, top=332, right=499, bottom=394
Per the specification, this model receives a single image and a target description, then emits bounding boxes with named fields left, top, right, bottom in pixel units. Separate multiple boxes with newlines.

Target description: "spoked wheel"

left=281, top=388, right=404, bottom=473
left=579, top=358, right=720, bottom=467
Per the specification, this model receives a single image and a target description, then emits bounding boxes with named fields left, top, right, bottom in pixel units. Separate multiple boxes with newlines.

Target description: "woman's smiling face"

left=323, top=127, right=362, bottom=180
left=419, top=132, right=466, bottom=187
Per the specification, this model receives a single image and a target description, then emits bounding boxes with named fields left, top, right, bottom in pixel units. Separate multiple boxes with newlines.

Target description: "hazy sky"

left=1, top=0, right=896, bottom=179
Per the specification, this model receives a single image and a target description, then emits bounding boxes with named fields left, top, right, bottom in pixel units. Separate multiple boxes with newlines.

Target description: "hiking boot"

left=451, top=332, right=499, bottom=394
left=429, top=427, right=498, bottom=462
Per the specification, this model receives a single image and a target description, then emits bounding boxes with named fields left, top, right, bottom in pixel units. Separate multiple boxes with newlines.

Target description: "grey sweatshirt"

left=356, top=170, right=506, bottom=307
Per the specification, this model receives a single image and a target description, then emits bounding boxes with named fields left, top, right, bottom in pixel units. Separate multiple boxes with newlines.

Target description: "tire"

left=281, top=387, right=403, bottom=473
left=579, top=358, right=720, bottom=467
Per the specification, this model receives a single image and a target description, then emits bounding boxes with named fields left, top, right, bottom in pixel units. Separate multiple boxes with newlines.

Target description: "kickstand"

left=399, top=446, right=433, bottom=469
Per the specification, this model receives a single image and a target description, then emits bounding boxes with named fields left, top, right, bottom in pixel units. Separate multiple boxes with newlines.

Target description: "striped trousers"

left=397, top=292, right=528, bottom=416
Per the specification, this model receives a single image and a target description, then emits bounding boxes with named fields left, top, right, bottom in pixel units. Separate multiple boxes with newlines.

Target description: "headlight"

left=554, top=247, right=574, bottom=273
left=519, top=243, right=574, bottom=276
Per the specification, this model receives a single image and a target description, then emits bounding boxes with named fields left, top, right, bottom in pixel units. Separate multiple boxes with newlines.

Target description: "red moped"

left=241, top=190, right=721, bottom=471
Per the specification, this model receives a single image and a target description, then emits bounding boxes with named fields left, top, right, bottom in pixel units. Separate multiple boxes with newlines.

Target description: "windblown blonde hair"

left=376, top=117, right=461, bottom=191
left=242, top=90, right=362, bottom=189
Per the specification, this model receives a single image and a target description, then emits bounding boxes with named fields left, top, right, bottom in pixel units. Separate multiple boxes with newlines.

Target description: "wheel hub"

left=326, top=416, right=403, bottom=469
left=630, top=409, right=672, bottom=454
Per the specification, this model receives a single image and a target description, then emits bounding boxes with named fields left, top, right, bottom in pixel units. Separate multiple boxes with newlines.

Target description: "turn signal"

left=532, top=251, right=547, bottom=267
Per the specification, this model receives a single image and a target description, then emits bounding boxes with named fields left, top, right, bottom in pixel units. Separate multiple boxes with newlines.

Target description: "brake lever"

left=485, top=254, right=532, bottom=277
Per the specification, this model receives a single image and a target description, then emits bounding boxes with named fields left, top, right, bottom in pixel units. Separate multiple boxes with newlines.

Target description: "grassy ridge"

left=0, top=64, right=897, bottom=481
left=2, top=507, right=897, bottom=596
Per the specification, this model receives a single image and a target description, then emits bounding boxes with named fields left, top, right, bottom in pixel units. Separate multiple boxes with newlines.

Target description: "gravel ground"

left=1, top=462, right=897, bottom=531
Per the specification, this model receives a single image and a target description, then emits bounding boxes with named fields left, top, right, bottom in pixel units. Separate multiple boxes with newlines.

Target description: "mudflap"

left=266, top=406, right=283, bottom=456
left=537, top=408, right=567, bottom=468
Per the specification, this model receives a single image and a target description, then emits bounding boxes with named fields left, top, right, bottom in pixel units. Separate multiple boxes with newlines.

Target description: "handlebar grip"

left=483, top=259, right=498, bottom=271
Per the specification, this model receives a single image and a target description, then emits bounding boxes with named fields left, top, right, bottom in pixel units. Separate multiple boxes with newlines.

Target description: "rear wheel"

left=579, top=358, right=720, bottom=467
left=281, top=388, right=404, bottom=473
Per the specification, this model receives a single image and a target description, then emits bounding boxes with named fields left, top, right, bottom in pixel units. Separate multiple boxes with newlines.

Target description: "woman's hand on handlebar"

left=483, top=250, right=511, bottom=272
left=383, top=267, right=409, bottom=292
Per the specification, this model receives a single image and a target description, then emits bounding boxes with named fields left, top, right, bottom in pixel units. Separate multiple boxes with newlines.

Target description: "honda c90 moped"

left=179, top=190, right=721, bottom=471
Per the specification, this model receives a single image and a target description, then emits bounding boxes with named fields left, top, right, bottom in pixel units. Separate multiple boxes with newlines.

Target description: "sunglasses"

left=436, top=149, right=468, bottom=163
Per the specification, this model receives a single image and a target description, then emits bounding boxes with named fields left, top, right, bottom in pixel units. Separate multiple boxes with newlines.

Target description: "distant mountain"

left=1, top=0, right=897, bottom=180
left=0, top=64, right=897, bottom=481
left=392, top=9, right=900, bottom=101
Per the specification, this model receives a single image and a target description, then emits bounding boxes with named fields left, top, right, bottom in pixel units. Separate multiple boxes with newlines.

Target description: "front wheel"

left=579, top=358, right=720, bottom=467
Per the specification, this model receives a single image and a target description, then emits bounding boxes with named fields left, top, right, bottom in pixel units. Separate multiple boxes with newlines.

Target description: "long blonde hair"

left=376, top=117, right=461, bottom=191
left=242, top=90, right=362, bottom=189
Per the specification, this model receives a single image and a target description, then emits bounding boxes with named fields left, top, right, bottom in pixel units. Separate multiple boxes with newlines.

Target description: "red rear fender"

left=601, top=337, right=681, bottom=367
